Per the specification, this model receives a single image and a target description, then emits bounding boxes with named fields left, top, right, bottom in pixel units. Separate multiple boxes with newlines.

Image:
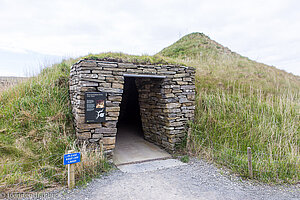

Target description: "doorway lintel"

left=123, top=74, right=166, bottom=79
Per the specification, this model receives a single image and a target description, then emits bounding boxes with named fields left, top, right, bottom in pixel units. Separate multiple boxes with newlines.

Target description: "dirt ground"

left=50, top=159, right=299, bottom=200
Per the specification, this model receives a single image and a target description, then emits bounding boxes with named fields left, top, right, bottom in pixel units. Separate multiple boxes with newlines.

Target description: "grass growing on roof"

left=83, top=52, right=186, bottom=66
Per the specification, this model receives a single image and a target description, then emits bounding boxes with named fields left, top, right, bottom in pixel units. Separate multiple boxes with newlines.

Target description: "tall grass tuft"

left=75, top=142, right=111, bottom=186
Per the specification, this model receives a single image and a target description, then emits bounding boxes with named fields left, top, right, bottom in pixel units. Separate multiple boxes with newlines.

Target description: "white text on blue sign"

left=63, top=152, right=81, bottom=165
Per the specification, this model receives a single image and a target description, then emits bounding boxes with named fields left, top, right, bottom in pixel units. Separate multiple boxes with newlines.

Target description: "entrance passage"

left=113, top=77, right=171, bottom=165
left=117, top=77, right=143, bottom=131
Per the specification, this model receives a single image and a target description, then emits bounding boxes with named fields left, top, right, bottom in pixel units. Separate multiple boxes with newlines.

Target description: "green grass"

left=190, top=86, right=299, bottom=183
left=0, top=59, right=110, bottom=192
left=158, top=32, right=300, bottom=184
left=180, top=155, right=190, bottom=163
left=159, top=32, right=233, bottom=59
left=83, top=52, right=185, bottom=66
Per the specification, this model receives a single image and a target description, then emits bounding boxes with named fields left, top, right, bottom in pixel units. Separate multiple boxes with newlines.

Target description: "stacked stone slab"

left=70, top=59, right=195, bottom=158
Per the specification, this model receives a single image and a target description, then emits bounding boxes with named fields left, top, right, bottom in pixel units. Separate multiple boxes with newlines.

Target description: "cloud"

left=0, top=49, right=63, bottom=77
left=0, top=0, right=299, bottom=75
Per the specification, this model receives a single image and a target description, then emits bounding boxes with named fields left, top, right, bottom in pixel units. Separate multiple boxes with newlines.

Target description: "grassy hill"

left=0, top=33, right=299, bottom=191
left=158, top=32, right=299, bottom=93
left=158, top=32, right=300, bottom=183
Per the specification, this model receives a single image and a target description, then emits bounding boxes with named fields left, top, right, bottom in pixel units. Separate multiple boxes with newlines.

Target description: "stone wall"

left=70, top=59, right=195, bottom=158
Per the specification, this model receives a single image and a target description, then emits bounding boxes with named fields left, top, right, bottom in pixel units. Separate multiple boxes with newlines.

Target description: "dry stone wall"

left=70, top=59, right=195, bottom=158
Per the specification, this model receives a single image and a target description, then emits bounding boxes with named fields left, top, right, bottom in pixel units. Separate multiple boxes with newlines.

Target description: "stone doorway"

left=113, top=77, right=171, bottom=165
left=70, top=60, right=195, bottom=159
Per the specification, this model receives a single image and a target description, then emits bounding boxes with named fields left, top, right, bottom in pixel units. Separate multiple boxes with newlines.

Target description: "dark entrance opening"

left=117, top=77, right=143, bottom=136
left=113, top=77, right=171, bottom=165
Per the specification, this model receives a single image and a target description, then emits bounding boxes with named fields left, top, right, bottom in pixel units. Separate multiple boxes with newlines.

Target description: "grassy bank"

left=189, top=85, right=299, bottom=183
left=0, top=60, right=110, bottom=192
left=159, top=33, right=300, bottom=183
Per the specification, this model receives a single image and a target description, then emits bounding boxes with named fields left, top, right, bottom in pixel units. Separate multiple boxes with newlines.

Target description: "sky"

left=0, top=0, right=299, bottom=77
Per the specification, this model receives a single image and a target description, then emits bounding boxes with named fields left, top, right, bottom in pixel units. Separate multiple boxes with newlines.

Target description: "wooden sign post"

left=63, top=150, right=81, bottom=189
left=247, top=147, right=253, bottom=179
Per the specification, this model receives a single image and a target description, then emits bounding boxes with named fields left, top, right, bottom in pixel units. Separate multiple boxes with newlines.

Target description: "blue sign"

left=63, top=152, right=81, bottom=165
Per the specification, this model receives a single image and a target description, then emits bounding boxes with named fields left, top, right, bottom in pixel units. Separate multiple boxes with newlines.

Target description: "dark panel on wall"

left=85, top=92, right=106, bottom=123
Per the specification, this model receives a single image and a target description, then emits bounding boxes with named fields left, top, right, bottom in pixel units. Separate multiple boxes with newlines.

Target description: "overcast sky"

left=0, top=0, right=299, bottom=76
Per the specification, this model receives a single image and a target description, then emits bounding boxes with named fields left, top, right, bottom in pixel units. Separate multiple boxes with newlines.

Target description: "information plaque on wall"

left=85, top=92, right=106, bottom=123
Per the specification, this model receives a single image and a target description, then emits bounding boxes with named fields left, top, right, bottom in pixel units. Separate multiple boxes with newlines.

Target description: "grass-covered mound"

left=0, top=33, right=298, bottom=190
left=0, top=52, right=176, bottom=192
left=158, top=32, right=300, bottom=183
left=0, top=59, right=110, bottom=192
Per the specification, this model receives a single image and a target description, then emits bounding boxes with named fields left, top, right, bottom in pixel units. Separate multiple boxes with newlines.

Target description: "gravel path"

left=51, top=159, right=299, bottom=200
